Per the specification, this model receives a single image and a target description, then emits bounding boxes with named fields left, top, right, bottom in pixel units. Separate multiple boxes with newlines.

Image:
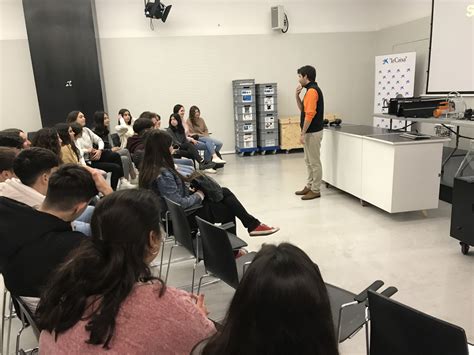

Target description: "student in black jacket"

left=0, top=164, right=112, bottom=311
left=166, top=113, right=215, bottom=172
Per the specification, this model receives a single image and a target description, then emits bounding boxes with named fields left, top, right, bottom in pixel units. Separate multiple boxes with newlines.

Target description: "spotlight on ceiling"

left=144, top=1, right=172, bottom=23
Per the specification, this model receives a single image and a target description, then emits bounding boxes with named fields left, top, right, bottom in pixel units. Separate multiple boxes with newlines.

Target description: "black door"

left=23, top=0, right=104, bottom=127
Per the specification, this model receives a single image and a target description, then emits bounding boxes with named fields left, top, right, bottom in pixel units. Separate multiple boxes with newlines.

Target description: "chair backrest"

left=165, top=198, right=197, bottom=256
left=368, top=290, right=468, bottom=355
left=195, top=216, right=239, bottom=289
left=11, top=294, right=40, bottom=340
left=196, top=217, right=239, bottom=288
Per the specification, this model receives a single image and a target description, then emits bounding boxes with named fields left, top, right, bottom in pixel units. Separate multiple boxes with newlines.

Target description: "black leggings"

left=90, top=150, right=124, bottom=190
left=189, top=188, right=260, bottom=235
left=174, top=142, right=203, bottom=163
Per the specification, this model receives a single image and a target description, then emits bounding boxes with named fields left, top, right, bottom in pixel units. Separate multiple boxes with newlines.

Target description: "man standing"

left=295, top=65, right=324, bottom=200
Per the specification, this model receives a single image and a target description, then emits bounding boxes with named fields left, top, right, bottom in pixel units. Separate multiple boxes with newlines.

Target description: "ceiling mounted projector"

left=145, top=1, right=172, bottom=23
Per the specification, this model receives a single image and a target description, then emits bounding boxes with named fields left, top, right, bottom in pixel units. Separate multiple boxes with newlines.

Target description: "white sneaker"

left=119, top=178, right=135, bottom=190
left=203, top=168, right=217, bottom=174
left=212, top=157, right=226, bottom=164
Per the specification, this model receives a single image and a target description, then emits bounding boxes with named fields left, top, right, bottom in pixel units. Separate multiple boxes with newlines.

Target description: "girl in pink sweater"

left=37, top=189, right=215, bottom=354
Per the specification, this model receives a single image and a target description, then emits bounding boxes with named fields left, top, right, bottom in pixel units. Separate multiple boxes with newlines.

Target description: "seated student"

left=116, top=108, right=135, bottom=148
left=0, top=131, right=25, bottom=150
left=0, top=148, right=100, bottom=235
left=0, top=147, right=18, bottom=182
left=126, top=117, right=155, bottom=168
left=92, top=111, right=137, bottom=183
left=55, top=123, right=86, bottom=165
left=66, top=110, right=130, bottom=190
left=139, top=111, right=161, bottom=129
left=193, top=243, right=339, bottom=355
left=173, top=104, right=224, bottom=166
left=187, top=105, right=226, bottom=163
left=38, top=189, right=216, bottom=354
left=31, top=127, right=63, bottom=162
left=0, top=164, right=111, bottom=311
left=126, top=118, right=194, bottom=176
left=167, top=113, right=216, bottom=173
left=139, top=130, right=279, bottom=236
left=1, top=128, right=31, bottom=149
left=0, top=147, right=59, bottom=209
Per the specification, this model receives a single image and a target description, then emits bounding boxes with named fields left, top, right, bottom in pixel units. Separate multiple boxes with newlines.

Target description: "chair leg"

left=164, top=244, right=176, bottom=283
left=158, top=239, right=166, bottom=279
left=1, top=288, right=7, bottom=355
left=6, top=296, right=14, bottom=355
left=191, top=260, right=197, bottom=295
left=197, top=274, right=212, bottom=295
left=159, top=212, right=171, bottom=278
left=15, top=311, right=27, bottom=355
left=365, top=307, right=370, bottom=355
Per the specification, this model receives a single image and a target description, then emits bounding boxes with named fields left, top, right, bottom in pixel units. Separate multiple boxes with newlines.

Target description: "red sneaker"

left=249, top=224, right=280, bottom=237
left=235, top=248, right=248, bottom=259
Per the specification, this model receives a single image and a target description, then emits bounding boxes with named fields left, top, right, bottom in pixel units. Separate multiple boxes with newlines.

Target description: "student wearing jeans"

left=295, top=65, right=325, bottom=201
left=187, top=105, right=226, bottom=164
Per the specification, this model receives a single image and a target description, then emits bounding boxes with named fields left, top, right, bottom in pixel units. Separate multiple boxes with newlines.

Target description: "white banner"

left=373, top=52, right=416, bottom=129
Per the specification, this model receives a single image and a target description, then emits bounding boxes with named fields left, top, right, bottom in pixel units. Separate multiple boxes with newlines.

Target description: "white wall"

left=100, top=32, right=375, bottom=147
left=4, top=0, right=471, bottom=151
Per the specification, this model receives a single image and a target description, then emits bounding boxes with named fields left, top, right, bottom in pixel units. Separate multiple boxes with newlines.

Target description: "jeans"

left=72, top=205, right=94, bottom=236
left=193, top=141, right=211, bottom=162
left=177, top=164, right=194, bottom=177
left=174, top=158, right=194, bottom=167
left=199, top=136, right=223, bottom=160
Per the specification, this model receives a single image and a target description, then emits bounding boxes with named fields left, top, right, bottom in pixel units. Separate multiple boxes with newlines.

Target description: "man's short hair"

left=0, top=147, right=17, bottom=173
left=13, top=147, right=60, bottom=187
left=133, top=118, right=154, bottom=134
left=43, top=164, right=98, bottom=210
left=0, top=132, right=24, bottom=149
left=297, top=65, right=317, bottom=82
left=139, top=111, right=160, bottom=120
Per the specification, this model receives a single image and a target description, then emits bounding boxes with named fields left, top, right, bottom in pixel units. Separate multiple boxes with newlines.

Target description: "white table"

left=320, top=125, right=450, bottom=213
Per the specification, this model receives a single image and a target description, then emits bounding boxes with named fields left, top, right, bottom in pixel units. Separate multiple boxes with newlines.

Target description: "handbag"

left=189, top=171, right=223, bottom=202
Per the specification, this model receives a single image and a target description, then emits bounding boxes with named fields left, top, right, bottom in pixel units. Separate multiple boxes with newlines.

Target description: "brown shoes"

left=301, top=191, right=321, bottom=200
left=295, top=186, right=311, bottom=195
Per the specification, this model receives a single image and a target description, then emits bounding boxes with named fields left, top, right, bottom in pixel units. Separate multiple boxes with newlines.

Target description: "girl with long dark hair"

left=93, top=111, right=137, bottom=182
left=194, top=243, right=339, bottom=355
left=173, top=104, right=226, bottom=165
left=116, top=108, right=135, bottom=148
left=38, top=189, right=216, bottom=353
left=31, top=127, right=62, bottom=163
left=66, top=111, right=128, bottom=190
left=139, top=130, right=279, bottom=236
left=187, top=105, right=225, bottom=164
left=55, top=123, right=84, bottom=165
left=167, top=113, right=216, bottom=173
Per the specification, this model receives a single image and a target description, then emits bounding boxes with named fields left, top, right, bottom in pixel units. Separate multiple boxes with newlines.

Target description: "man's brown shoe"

left=295, top=186, right=311, bottom=195
left=301, top=191, right=321, bottom=200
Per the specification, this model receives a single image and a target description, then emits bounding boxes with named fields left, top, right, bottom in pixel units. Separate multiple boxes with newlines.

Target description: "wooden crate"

left=279, top=116, right=303, bottom=151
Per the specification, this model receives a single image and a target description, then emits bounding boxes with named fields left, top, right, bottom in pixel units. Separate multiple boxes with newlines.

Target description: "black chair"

left=368, top=290, right=469, bottom=355
left=155, top=206, right=199, bottom=278
left=324, top=280, right=398, bottom=354
left=195, top=216, right=255, bottom=293
left=10, top=294, right=40, bottom=355
left=164, top=198, right=202, bottom=292
left=164, top=199, right=248, bottom=293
